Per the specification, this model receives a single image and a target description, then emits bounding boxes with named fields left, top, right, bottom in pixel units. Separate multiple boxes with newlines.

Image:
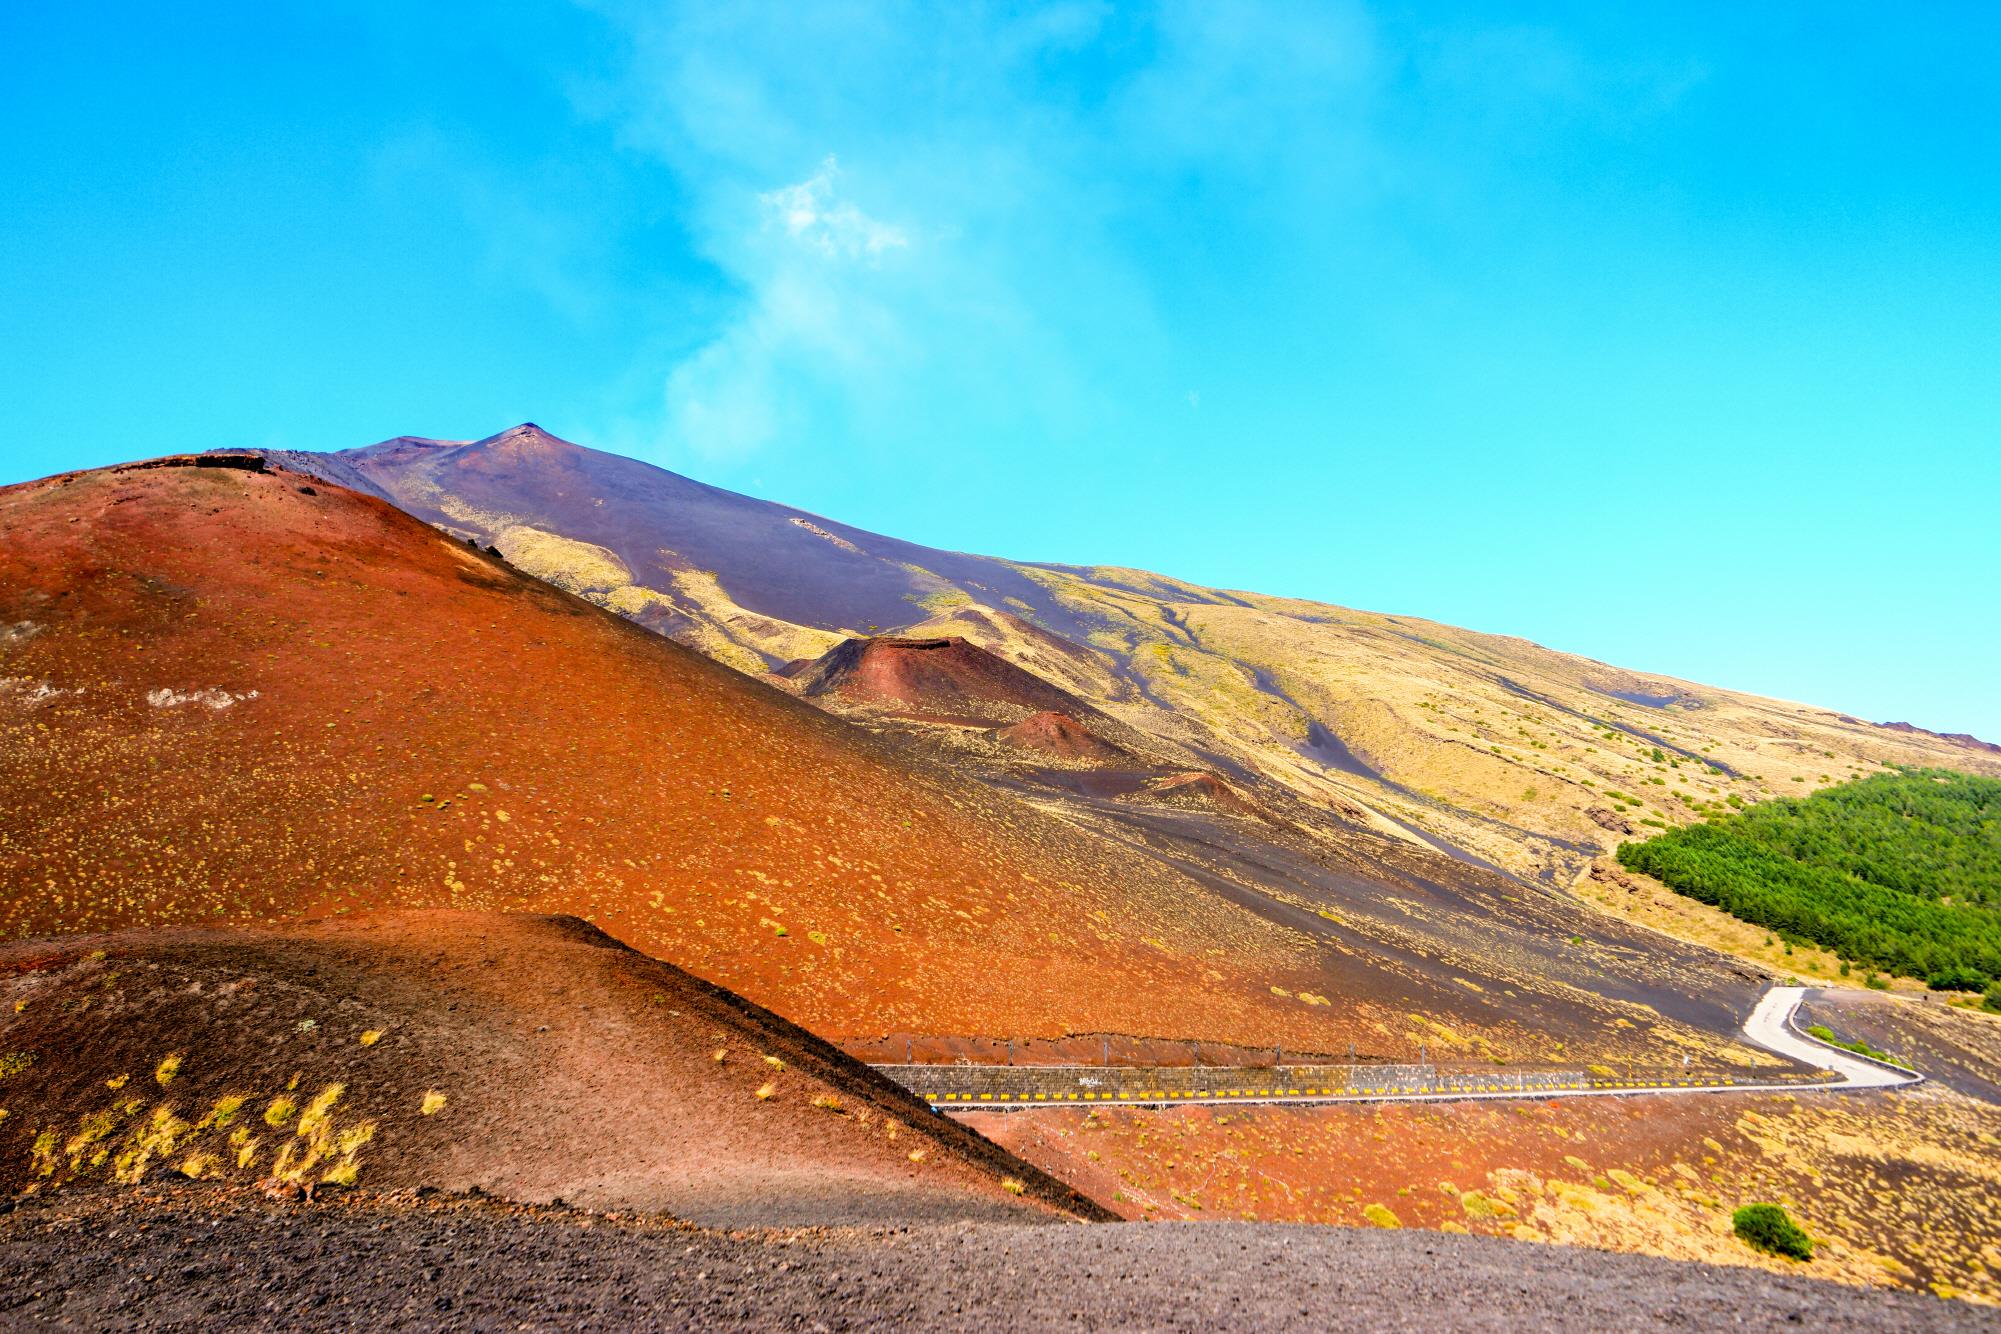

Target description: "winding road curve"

left=1747, top=985, right=1920, bottom=1090
left=893, top=987, right=1924, bottom=1112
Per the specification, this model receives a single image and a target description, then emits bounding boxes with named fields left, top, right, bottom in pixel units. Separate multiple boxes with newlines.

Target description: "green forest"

left=1616, top=767, right=2001, bottom=988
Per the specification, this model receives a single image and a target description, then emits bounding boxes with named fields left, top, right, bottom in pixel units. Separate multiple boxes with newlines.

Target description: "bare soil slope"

left=1798, top=990, right=2001, bottom=1105
left=0, top=910, right=1099, bottom=1224
left=0, top=456, right=1373, bottom=1051
left=0, top=1188, right=1979, bottom=1331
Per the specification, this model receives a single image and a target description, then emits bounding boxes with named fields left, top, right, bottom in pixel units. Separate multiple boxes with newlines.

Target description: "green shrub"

left=1732, top=1203, right=1813, bottom=1261
left=1984, top=982, right=2001, bottom=1015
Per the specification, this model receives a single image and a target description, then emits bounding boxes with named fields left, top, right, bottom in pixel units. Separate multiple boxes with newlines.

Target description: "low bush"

left=1732, top=1203, right=1813, bottom=1261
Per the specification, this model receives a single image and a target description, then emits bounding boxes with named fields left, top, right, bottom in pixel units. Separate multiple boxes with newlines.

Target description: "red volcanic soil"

left=989, top=711, right=1131, bottom=764
left=970, top=1087, right=2001, bottom=1302
left=0, top=457, right=1343, bottom=1052
left=0, top=910, right=1099, bottom=1223
left=796, top=636, right=1096, bottom=725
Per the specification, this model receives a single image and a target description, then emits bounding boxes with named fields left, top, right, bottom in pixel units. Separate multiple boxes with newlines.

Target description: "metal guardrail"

left=873, top=1060, right=1835, bottom=1109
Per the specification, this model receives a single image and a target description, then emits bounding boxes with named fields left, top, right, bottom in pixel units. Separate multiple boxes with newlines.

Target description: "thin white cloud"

left=661, top=160, right=914, bottom=458
left=760, top=156, right=908, bottom=259
left=578, top=1, right=1700, bottom=468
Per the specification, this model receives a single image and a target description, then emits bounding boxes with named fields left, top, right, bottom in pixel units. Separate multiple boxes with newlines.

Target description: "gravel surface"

left=0, top=1186, right=1977, bottom=1331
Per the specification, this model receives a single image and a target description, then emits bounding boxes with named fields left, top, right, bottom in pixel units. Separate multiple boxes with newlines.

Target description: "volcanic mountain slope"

left=0, top=910, right=1100, bottom=1224
left=279, top=425, right=2001, bottom=886
left=0, top=456, right=1338, bottom=1052
left=2, top=455, right=1778, bottom=1070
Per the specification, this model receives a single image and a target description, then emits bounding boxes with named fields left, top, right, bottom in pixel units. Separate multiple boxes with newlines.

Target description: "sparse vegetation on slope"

left=1616, top=769, right=2001, bottom=987
left=977, top=1083, right=2001, bottom=1300
left=1804, top=1025, right=1909, bottom=1070
left=0, top=458, right=1385, bottom=1054
left=0, top=911, right=1097, bottom=1223
left=284, top=425, right=2001, bottom=888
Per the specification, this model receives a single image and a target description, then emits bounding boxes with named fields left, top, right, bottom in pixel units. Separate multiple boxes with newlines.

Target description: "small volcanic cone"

left=1144, top=771, right=1267, bottom=820
left=990, top=711, right=1131, bottom=764
left=795, top=636, right=1095, bottom=725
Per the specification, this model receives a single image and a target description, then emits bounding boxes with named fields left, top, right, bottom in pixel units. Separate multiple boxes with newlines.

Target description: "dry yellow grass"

left=1575, top=860, right=1929, bottom=992
left=769, top=570, right=1999, bottom=889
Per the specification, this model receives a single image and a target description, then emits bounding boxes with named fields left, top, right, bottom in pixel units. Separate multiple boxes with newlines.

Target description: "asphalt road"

left=894, top=987, right=1922, bottom=1111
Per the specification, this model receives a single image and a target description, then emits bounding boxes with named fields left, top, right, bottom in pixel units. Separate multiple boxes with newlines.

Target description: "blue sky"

left=5, top=2, right=1998, bottom=738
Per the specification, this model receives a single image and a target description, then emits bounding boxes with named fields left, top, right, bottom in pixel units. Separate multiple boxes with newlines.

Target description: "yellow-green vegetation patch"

left=296, top=1083, right=343, bottom=1138
left=267, top=1083, right=375, bottom=1188
left=153, top=1052, right=182, bottom=1087
left=112, top=1106, right=191, bottom=1183
left=21, top=1069, right=381, bottom=1193
left=1607, top=1168, right=1650, bottom=1195
left=913, top=588, right=974, bottom=613
left=493, top=524, right=630, bottom=593
left=63, top=1108, right=121, bottom=1171
left=197, top=1095, right=247, bottom=1131
left=0, top=1053, right=34, bottom=1081
left=1363, top=1203, right=1402, bottom=1228
left=420, top=1090, right=448, bottom=1116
